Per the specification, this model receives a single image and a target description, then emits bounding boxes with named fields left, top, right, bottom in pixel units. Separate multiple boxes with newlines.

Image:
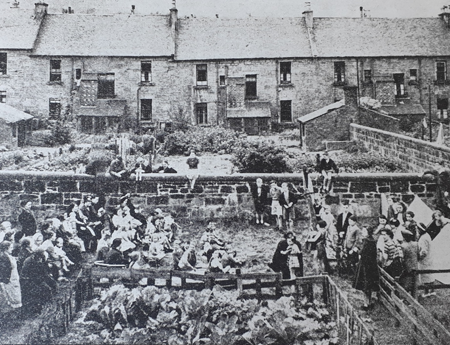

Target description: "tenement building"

left=2, top=2, right=450, bottom=133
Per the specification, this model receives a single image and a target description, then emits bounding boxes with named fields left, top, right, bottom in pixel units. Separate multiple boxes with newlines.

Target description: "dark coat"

left=105, top=248, right=127, bottom=265
left=336, top=212, right=352, bottom=237
left=18, top=209, right=37, bottom=237
left=278, top=191, right=298, bottom=208
left=251, top=184, right=269, bottom=213
left=269, top=239, right=303, bottom=279
left=353, top=236, right=380, bottom=292
left=0, top=253, right=12, bottom=284
left=319, top=158, right=338, bottom=173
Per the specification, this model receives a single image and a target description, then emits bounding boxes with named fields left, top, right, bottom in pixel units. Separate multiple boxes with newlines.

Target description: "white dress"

left=0, top=254, right=22, bottom=313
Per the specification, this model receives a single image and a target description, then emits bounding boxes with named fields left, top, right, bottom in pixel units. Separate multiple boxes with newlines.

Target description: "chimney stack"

left=34, top=2, right=48, bottom=20
left=170, top=0, right=178, bottom=30
left=360, top=6, right=364, bottom=18
left=302, top=2, right=313, bottom=30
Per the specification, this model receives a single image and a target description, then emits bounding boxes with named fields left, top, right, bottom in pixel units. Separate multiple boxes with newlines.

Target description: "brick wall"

left=0, top=171, right=437, bottom=229
left=351, top=123, right=450, bottom=171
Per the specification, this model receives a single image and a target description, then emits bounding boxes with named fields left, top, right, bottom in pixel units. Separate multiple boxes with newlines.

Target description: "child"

left=54, top=237, right=75, bottom=274
left=286, top=237, right=302, bottom=278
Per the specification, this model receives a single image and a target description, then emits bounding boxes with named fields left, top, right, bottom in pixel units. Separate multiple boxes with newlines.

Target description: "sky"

left=0, top=0, right=447, bottom=18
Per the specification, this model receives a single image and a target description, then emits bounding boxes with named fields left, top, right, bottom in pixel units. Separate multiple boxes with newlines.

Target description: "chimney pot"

left=304, top=2, right=311, bottom=12
left=34, top=2, right=48, bottom=20
left=302, top=2, right=313, bottom=30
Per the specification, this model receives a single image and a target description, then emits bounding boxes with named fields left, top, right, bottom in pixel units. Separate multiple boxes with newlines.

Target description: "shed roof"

left=33, top=14, right=173, bottom=56
left=313, top=17, right=450, bottom=57
left=0, top=10, right=43, bottom=50
left=0, top=103, right=34, bottom=123
left=379, top=103, right=426, bottom=116
left=297, top=99, right=346, bottom=124
left=176, top=17, right=312, bottom=60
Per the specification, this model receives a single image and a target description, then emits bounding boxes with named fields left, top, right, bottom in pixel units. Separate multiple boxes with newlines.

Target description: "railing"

left=412, top=268, right=450, bottom=298
left=76, top=267, right=377, bottom=345
left=379, top=267, right=450, bottom=345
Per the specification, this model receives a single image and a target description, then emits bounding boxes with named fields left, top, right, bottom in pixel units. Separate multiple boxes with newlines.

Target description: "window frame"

left=409, top=69, right=418, bottom=82
left=195, top=103, right=208, bottom=125
left=97, top=73, right=115, bottom=99
left=196, top=64, right=207, bottom=86
left=140, top=99, right=152, bottom=121
left=0, top=91, right=6, bottom=103
left=280, top=100, right=292, bottom=123
left=245, top=74, right=257, bottom=99
left=141, top=61, right=152, bottom=82
left=0, top=53, right=7, bottom=75
left=363, top=69, right=372, bottom=83
left=393, top=73, right=406, bottom=97
left=436, top=61, right=447, bottom=83
left=437, top=97, right=449, bottom=119
left=334, top=61, right=346, bottom=85
left=49, top=98, right=61, bottom=118
left=280, top=62, right=292, bottom=84
left=50, top=59, right=62, bottom=82
left=219, top=75, right=226, bottom=86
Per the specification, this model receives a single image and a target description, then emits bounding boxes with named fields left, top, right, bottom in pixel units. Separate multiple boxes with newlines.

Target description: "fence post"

left=255, top=278, right=262, bottom=300
left=322, top=276, right=329, bottom=305
left=275, top=273, right=282, bottom=298
left=411, top=270, right=418, bottom=299
left=75, top=278, right=82, bottom=312
left=236, top=269, right=243, bottom=295
left=85, top=267, right=93, bottom=300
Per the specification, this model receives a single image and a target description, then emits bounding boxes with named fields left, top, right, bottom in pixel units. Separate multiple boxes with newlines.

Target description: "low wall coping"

left=351, top=123, right=450, bottom=153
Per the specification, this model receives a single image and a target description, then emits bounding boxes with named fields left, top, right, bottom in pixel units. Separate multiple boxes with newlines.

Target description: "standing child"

left=269, top=180, right=283, bottom=230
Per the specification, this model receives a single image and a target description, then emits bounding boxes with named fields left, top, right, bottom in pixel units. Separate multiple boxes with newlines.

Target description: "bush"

left=25, top=130, right=53, bottom=146
left=48, top=122, right=72, bottom=146
left=232, top=141, right=292, bottom=173
left=163, top=127, right=242, bottom=155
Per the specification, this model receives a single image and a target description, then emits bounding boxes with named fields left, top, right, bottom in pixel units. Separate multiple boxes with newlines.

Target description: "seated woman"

left=105, top=238, right=128, bottom=265
left=209, top=250, right=231, bottom=274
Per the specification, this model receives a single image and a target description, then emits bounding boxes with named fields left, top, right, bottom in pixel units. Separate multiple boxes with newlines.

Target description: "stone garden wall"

left=0, top=171, right=438, bottom=229
left=351, top=123, right=450, bottom=172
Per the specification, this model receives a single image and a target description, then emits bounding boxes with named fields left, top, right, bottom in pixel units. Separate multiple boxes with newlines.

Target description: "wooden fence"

left=379, top=267, right=450, bottom=345
left=412, top=268, right=450, bottom=298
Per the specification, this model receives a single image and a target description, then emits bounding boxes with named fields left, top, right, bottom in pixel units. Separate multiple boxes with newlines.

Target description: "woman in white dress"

left=0, top=241, right=22, bottom=315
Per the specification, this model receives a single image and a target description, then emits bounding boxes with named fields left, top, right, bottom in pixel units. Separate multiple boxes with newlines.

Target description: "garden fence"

left=378, top=267, right=450, bottom=345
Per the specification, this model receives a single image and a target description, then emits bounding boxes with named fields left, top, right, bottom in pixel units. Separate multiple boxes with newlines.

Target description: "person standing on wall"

left=319, top=151, right=338, bottom=194
left=18, top=200, right=36, bottom=238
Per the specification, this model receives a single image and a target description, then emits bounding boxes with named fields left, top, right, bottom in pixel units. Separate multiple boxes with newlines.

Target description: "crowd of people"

left=302, top=195, right=449, bottom=309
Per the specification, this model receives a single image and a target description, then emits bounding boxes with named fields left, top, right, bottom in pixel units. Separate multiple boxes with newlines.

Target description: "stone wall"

left=0, top=171, right=438, bottom=229
left=351, top=123, right=450, bottom=172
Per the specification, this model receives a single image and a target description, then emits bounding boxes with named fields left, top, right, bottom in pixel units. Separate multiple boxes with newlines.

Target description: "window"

left=75, top=68, right=82, bottom=80
left=334, top=62, right=345, bottom=84
left=363, top=69, right=372, bottom=83
left=196, top=64, right=207, bottom=86
left=0, top=53, right=6, bottom=75
left=49, top=98, right=61, bottom=118
left=280, top=62, right=291, bottom=83
left=410, top=69, right=417, bottom=81
left=437, top=98, right=448, bottom=119
left=0, top=91, right=5, bottom=103
left=245, top=74, right=257, bottom=99
left=280, top=100, right=292, bottom=122
left=436, top=61, right=447, bottom=82
left=141, top=99, right=152, bottom=121
left=141, top=61, right=152, bottom=82
left=50, top=59, right=61, bottom=82
left=219, top=75, right=226, bottom=86
left=195, top=103, right=207, bottom=124
left=393, top=73, right=405, bottom=97
left=97, top=73, right=115, bottom=99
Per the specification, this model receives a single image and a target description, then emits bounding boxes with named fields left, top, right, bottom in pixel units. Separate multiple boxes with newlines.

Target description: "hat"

left=400, top=228, right=414, bottom=236
left=417, top=222, right=427, bottom=232
left=269, top=180, right=276, bottom=185
left=112, top=238, right=122, bottom=248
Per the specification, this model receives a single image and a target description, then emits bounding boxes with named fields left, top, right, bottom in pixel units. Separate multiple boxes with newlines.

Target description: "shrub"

left=25, top=130, right=53, bottom=147
left=232, top=141, right=292, bottom=173
left=163, top=127, right=242, bottom=155
left=48, top=122, right=72, bottom=146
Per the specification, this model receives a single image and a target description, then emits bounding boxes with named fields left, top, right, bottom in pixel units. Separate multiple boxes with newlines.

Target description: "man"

left=108, top=155, right=130, bottom=180
left=336, top=200, right=352, bottom=245
left=278, top=182, right=298, bottom=230
left=251, top=178, right=269, bottom=225
left=155, top=160, right=177, bottom=174
left=268, top=232, right=303, bottom=279
left=343, top=216, right=363, bottom=274
left=319, top=152, right=338, bottom=194
left=18, top=200, right=37, bottom=237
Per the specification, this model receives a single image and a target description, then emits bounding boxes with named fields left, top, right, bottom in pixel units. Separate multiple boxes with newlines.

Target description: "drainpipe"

left=137, top=86, right=141, bottom=132
left=356, top=58, right=361, bottom=121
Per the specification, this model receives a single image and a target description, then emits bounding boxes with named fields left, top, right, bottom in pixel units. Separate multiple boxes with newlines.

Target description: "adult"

left=251, top=178, right=269, bottom=226
left=336, top=200, right=352, bottom=244
left=278, top=182, right=298, bottom=230
left=427, top=210, right=450, bottom=240
left=0, top=241, right=22, bottom=316
left=319, top=152, right=338, bottom=193
left=18, top=200, right=36, bottom=237
left=353, top=227, right=379, bottom=310
left=387, top=197, right=407, bottom=222
left=20, top=249, right=57, bottom=316
left=155, top=160, right=177, bottom=174
left=105, top=238, right=128, bottom=265
left=16, top=238, right=33, bottom=274
left=186, top=150, right=200, bottom=189
left=342, top=216, right=363, bottom=274
left=108, top=155, right=130, bottom=180
left=269, top=180, right=283, bottom=230
left=268, top=232, right=303, bottom=279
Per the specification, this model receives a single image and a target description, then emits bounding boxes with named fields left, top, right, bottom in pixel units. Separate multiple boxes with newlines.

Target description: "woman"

left=354, top=228, right=379, bottom=310
left=17, top=238, right=33, bottom=274
left=399, top=230, right=419, bottom=294
left=427, top=210, right=450, bottom=240
left=0, top=241, right=22, bottom=316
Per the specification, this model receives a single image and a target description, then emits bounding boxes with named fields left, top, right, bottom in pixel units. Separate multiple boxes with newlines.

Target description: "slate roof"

left=313, top=18, right=450, bottom=57
left=33, top=14, right=173, bottom=56
left=176, top=17, right=312, bottom=60
left=0, top=10, right=43, bottom=49
left=379, top=103, right=426, bottom=115
left=0, top=103, right=34, bottom=123
left=297, top=99, right=345, bottom=124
